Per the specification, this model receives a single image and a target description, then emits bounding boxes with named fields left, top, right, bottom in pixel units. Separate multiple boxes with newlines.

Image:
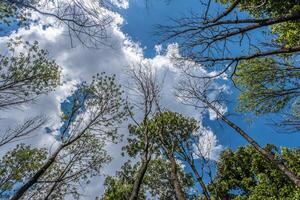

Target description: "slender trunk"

left=205, top=101, right=300, bottom=187
left=44, top=181, right=59, bottom=200
left=10, top=120, right=92, bottom=200
left=129, top=155, right=151, bottom=200
left=10, top=145, right=64, bottom=200
left=168, top=153, right=186, bottom=200
left=189, top=162, right=210, bottom=200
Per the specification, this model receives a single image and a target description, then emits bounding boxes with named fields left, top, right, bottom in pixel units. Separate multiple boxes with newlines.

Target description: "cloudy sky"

left=1, top=0, right=300, bottom=199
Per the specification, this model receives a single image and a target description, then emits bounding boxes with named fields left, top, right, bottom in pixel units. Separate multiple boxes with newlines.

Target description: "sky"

left=0, top=0, right=299, bottom=199
left=120, top=0, right=300, bottom=148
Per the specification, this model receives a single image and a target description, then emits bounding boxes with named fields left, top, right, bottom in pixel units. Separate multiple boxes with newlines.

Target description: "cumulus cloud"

left=0, top=0, right=225, bottom=198
left=194, top=124, right=224, bottom=161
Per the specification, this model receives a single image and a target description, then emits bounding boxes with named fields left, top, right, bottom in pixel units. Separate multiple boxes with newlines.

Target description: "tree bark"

left=205, top=100, right=300, bottom=188
left=168, top=153, right=186, bottom=200
left=189, top=162, right=210, bottom=200
left=129, top=155, right=151, bottom=200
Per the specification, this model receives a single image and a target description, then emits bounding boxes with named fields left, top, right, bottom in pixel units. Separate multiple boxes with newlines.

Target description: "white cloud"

left=193, top=124, right=223, bottom=161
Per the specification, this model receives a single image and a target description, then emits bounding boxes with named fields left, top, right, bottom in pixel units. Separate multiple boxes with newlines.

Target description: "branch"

left=205, top=0, right=241, bottom=23
left=196, top=46, right=300, bottom=63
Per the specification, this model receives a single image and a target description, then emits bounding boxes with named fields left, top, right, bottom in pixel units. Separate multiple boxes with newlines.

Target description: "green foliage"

left=217, top=0, right=300, bottom=17
left=60, top=72, right=128, bottom=142
left=271, top=22, right=300, bottom=48
left=124, top=122, right=151, bottom=157
left=123, top=119, right=159, bottom=158
left=0, top=0, right=32, bottom=26
left=0, top=38, right=61, bottom=109
left=26, top=134, right=111, bottom=200
left=0, top=144, right=47, bottom=199
left=143, top=159, right=195, bottom=200
left=233, top=58, right=300, bottom=115
left=101, top=161, right=140, bottom=200
left=151, top=111, right=198, bottom=151
left=101, top=159, right=195, bottom=200
left=208, top=145, right=300, bottom=200
left=0, top=137, right=112, bottom=200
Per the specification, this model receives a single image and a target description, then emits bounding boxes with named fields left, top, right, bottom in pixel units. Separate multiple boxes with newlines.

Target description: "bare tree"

left=156, top=0, right=300, bottom=78
left=2, top=0, right=121, bottom=47
left=9, top=73, right=127, bottom=200
left=174, top=126, right=216, bottom=200
left=175, top=71, right=300, bottom=188
left=0, top=116, right=47, bottom=147
left=124, top=62, right=162, bottom=200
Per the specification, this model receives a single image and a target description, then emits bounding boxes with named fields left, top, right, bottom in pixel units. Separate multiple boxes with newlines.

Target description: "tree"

left=151, top=110, right=215, bottom=200
left=209, top=145, right=300, bottom=200
left=175, top=70, right=300, bottom=187
left=150, top=111, right=199, bottom=200
left=101, top=161, right=145, bottom=200
left=22, top=134, right=111, bottom=200
left=157, top=0, right=300, bottom=70
left=157, top=0, right=300, bottom=130
left=0, top=38, right=60, bottom=147
left=101, top=159, right=195, bottom=200
left=124, top=63, right=161, bottom=200
left=0, top=134, right=112, bottom=200
left=10, top=73, right=127, bottom=200
left=232, top=57, right=300, bottom=131
left=0, top=38, right=60, bottom=109
left=233, top=58, right=300, bottom=115
left=0, top=144, right=47, bottom=199
left=1, top=0, right=121, bottom=47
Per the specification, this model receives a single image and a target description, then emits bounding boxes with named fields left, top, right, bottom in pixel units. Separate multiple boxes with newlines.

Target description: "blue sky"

left=120, top=0, right=300, bottom=150
left=0, top=0, right=299, bottom=198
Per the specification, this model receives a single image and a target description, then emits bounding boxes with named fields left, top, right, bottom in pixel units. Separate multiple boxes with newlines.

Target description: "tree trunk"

left=10, top=123, right=91, bottom=200
left=168, top=153, right=186, bottom=200
left=10, top=145, right=64, bottom=200
left=129, top=155, right=151, bottom=200
left=205, top=100, right=300, bottom=188
left=189, top=162, right=210, bottom=200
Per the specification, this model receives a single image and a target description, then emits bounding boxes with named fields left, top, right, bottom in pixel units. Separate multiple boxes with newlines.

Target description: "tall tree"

left=124, top=63, right=161, bottom=200
left=150, top=111, right=198, bottom=200
left=10, top=73, right=127, bottom=200
left=175, top=71, right=300, bottom=187
left=101, top=159, right=195, bottom=200
left=157, top=0, right=300, bottom=130
left=151, top=110, right=215, bottom=200
left=22, top=133, right=111, bottom=200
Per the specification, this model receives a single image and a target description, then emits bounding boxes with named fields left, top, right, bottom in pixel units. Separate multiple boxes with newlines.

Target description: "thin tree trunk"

left=44, top=181, right=59, bottom=200
left=10, top=121, right=93, bottom=200
left=189, top=162, right=210, bottom=200
left=205, top=100, right=300, bottom=187
left=168, top=153, right=186, bottom=200
left=10, top=145, right=64, bottom=200
left=129, top=155, right=151, bottom=200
